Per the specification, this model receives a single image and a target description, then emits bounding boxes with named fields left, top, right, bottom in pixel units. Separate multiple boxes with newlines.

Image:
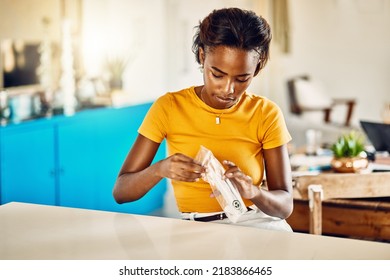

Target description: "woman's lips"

left=215, top=95, right=236, bottom=105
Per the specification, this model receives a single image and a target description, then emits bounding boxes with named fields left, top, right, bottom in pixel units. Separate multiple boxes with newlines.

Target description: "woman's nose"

left=222, top=80, right=235, bottom=95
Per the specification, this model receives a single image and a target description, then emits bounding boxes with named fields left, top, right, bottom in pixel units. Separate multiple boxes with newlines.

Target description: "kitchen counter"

left=1, top=103, right=110, bottom=127
left=1, top=202, right=390, bottom=260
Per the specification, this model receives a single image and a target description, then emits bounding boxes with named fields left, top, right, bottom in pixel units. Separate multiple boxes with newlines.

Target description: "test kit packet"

left=195, top=146, right=248, bottom=223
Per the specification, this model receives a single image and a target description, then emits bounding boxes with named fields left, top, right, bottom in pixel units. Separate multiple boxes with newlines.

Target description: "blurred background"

left=1, top=0, right=389, bottom=125
left=0, top=0, right=390, bottom=219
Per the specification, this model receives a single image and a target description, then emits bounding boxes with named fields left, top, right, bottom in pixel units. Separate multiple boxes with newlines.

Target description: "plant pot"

left=109, top=78, right=123, bottom=90
left=331, top=156, right=369, bottom=173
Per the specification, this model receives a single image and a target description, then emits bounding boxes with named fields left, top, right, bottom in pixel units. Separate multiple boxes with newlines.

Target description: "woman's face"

left=199, top=45, right=260, bottom=109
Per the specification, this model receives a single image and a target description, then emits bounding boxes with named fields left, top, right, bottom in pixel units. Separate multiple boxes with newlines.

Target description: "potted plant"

left=330, top=131, right=368, bottom=173
left=104, top=56, right=130, bottom=90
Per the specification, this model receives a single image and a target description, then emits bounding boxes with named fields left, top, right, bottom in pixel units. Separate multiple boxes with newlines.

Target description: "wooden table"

left=288, top=197, right=390, bottom=241
left=288, top=172, right=390, bottom=241
left=1, top=202, right=390, bottom=260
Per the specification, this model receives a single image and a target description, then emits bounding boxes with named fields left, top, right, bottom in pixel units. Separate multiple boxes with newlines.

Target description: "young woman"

left=113, top=7, right=293, bottom=231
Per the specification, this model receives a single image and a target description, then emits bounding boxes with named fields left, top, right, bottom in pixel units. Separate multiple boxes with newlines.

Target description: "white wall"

left=80, top=0, right=390, bottom=123
left=0, top=0, right=62, bottom=89
left=0, top=0, right=61, bottom=41
left=2, top=0, right=389, bottom=121
left=164, top=0, right=257, bottom=92
left=82, top=0, right=262, bottom=104
left=82, top=0, right=168, bottom=104
left=281, top=0, right=390, bottom=124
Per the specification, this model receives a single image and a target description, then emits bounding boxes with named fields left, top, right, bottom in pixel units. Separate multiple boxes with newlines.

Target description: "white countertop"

left=1, top=202, right=389, bottom=260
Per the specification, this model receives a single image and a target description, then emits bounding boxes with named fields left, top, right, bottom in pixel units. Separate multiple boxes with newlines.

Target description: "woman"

left=113, top=7, right=293, bottom=231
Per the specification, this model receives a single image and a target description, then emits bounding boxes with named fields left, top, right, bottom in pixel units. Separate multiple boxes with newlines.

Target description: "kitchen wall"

left=82, top=0, right=167, bottom=105
left=0, top=0, right=81, bottom=90
left=0, top=0, right=60, bottom=88
left=280, top=0, right=390, bottom=124
left=81, top=0, right=257, bottom=105
left=0, top=0, right=61, bottom=41
left=1, top=0, right=389, bottom=123
left=82, top=0, right=390, bottom=124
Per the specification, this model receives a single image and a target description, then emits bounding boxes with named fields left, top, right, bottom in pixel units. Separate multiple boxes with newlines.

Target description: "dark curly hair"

left=192, top=8, right=272, bottom=71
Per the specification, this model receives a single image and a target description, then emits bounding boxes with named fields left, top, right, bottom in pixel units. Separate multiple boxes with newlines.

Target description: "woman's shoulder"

left=243, top=92, right=279, bottom=109
left=154, top=86, right=197, bottom=107
left=242, top=93, right=285, bottom=122
left=157, top=86, right=195, bottom=100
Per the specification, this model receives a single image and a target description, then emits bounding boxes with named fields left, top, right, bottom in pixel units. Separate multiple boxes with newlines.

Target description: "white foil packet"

left=195, top=146, right=247, bottom=223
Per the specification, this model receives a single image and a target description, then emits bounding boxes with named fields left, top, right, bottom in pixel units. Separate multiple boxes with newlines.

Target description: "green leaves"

left=104, top=55, right=131, bottom=80
left=331, top=131, right=365, bottom=158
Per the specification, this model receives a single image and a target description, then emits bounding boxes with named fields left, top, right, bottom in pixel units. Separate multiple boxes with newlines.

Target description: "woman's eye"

left=211, top=72, right=223, bottom=79
left=237, top=78, right=250, bottom=83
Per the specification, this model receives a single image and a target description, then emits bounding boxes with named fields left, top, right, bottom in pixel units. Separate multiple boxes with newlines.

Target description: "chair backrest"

left=287, top=75, right=310, bottom=115
left=287, top=75, right=334, bottom=114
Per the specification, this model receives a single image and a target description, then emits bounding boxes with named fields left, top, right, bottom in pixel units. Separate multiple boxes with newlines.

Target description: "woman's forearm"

left=113, top=160, right=164, bottom=204
left=250, top=188, right=293, bottom=219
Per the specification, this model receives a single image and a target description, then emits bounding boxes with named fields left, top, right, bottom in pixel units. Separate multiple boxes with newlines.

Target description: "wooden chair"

left=287, top=75, right=356, bottom=127
left=293, top=172, right=390, bottom=235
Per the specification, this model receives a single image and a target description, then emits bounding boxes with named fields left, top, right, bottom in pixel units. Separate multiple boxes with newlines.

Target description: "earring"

left=200, top=65, right=204, bottom=73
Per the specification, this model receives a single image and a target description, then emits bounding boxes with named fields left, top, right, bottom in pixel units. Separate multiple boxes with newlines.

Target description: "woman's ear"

left=198, top=47, right=205, bottom=65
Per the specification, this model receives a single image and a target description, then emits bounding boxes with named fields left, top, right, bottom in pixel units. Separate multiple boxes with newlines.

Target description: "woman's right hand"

left=158, top=153, right=205, bottom=182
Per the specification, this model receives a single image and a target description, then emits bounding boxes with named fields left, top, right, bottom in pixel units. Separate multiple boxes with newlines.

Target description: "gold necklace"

left=200, top=88, right=224, bottom=125
left=215, top=112, right=224, bottom=125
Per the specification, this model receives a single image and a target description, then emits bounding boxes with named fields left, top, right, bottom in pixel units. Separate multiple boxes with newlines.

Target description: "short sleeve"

left=138, top=94, right=171, bottom=143
left=260, top=99, right=292, bottom=149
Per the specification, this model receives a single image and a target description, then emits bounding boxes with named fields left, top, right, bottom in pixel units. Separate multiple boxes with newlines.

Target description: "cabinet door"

left=93, top=104, right=167, bottom=214
left=57, top=104, right=167, bottom=214
left=0, top=123, right=56, bottom=205
left=57, top=116, right=98, bottom=210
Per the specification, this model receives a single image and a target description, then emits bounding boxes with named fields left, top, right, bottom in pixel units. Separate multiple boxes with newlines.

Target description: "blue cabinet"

left=0, top=121, right=57, bottom=205
left=90, top=104, right=167, bottom=214
left=57, top=116, right=99, bottom=209
left=0, top=104, right=167, bottom=215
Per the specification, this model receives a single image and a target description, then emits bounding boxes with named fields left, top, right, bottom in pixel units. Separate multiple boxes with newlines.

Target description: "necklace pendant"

left=216, top=116, right=221, bottom=125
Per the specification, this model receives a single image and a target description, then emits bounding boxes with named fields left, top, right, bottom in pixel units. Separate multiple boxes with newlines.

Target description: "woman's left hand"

left=223, top=160, right=260, bottom=200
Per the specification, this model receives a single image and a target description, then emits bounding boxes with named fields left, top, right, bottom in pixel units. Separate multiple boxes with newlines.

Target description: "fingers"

left=223, top=160, right=252, bottom=183
left=222, top=160, right=258, bottom=199
left=163, top=153, right=206, bottom=182
left=223, top=160, right=236, bottom=167
left=223, top=160, right=240, bottom=177
left=172, top=154, right=205, bottom=173
left=209, top=189, right=221, bottom=198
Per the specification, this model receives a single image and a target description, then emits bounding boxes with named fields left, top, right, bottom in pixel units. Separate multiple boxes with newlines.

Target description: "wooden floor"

left=287, top=197, right=390, bottom=243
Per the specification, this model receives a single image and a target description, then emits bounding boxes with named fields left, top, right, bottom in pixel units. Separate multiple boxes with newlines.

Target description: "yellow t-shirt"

left=138, top=86, right=291, bottom=212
